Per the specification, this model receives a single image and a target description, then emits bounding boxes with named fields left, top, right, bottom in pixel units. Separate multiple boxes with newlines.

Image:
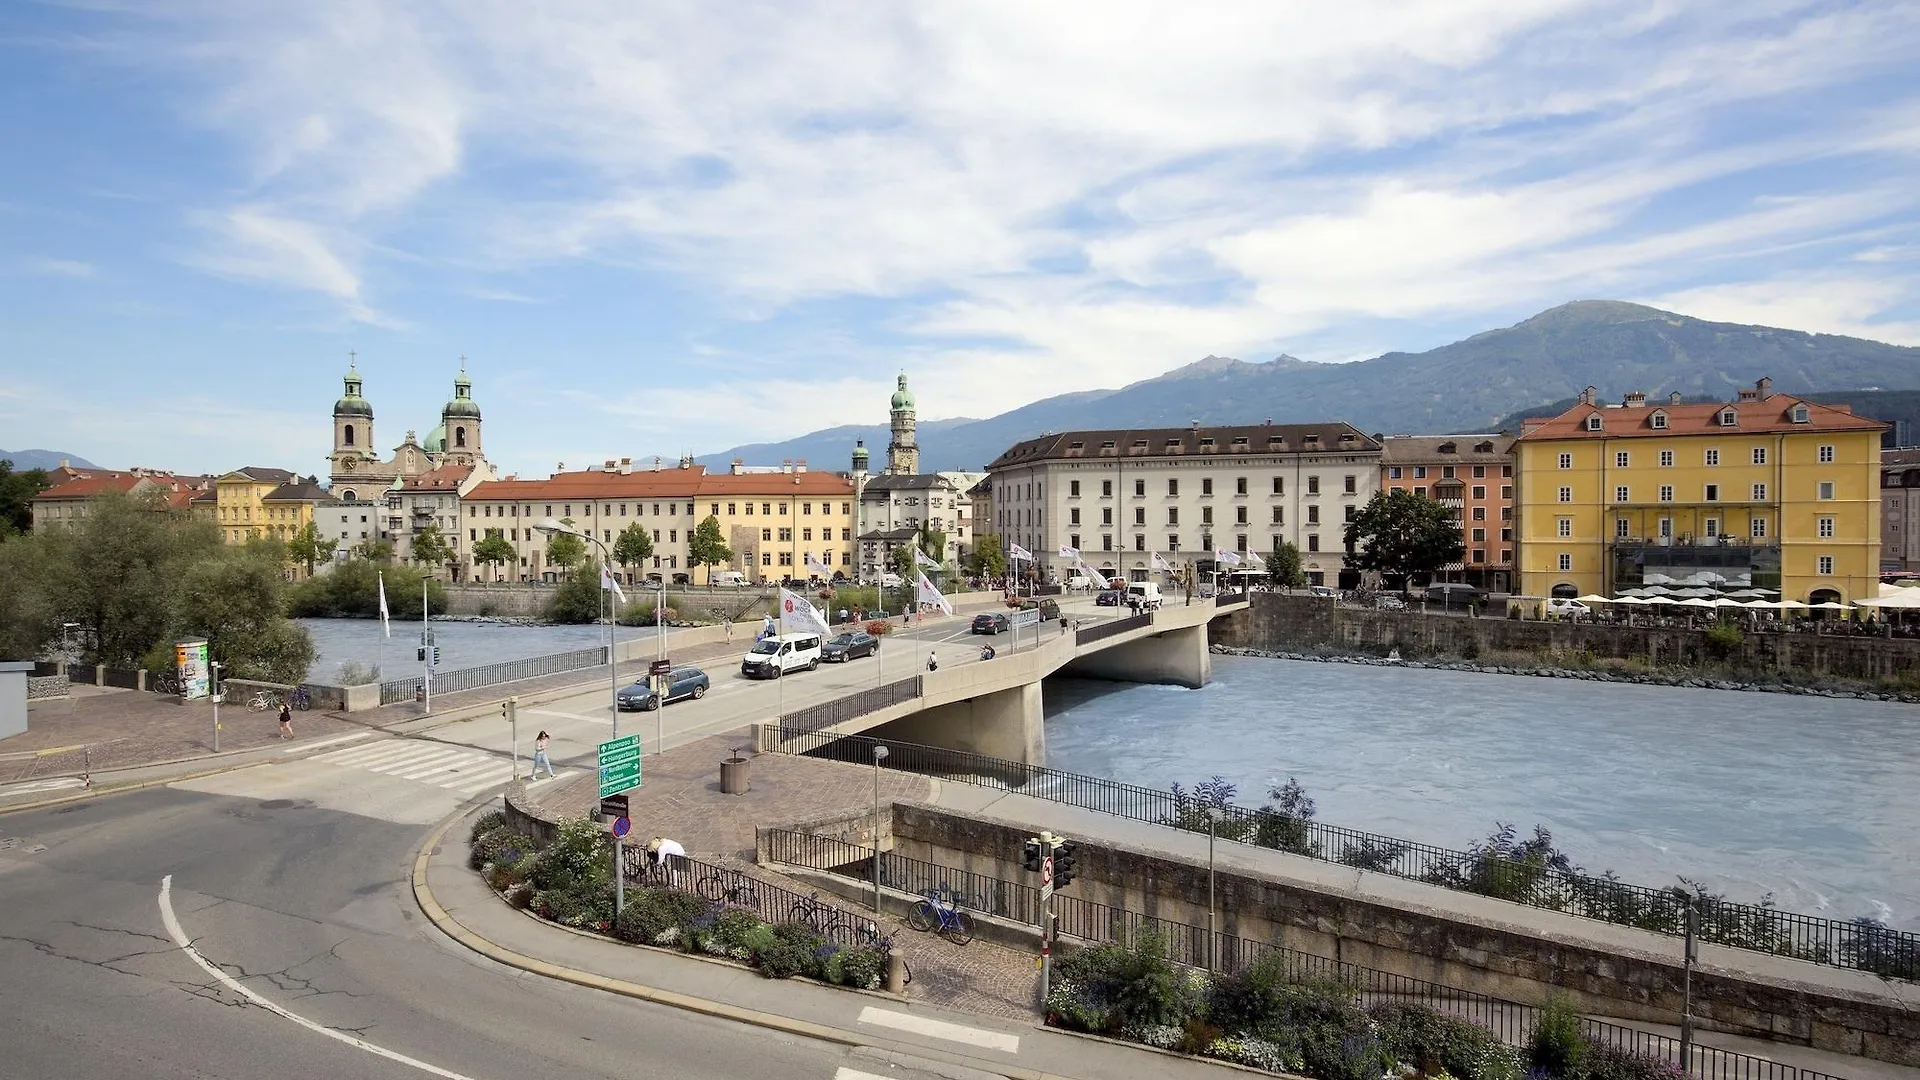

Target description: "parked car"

left=1423, top=583, right=1486, bottom=610
left=1545, top=597, right=1591, bottom=618
left=821, top=631, right=880, bottom=661
left=1307, top=585, right=1338, bottom=598
left=615, top=667, right=710, bottom=711
left=710, top=570, right=748, bottom=587
left=970, top=612, right=1010, bottom=635
left=1125, top=582, right=1163, bottom=611
left=1017, top=598, right=1062, bottom=622
left=1094, top=589, right=1123, bottom=606
left=740, top=633, right=822, bottom=678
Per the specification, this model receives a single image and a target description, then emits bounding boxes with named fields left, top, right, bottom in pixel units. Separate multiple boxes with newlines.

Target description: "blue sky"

left=3, top=1, right=1917, bottom=478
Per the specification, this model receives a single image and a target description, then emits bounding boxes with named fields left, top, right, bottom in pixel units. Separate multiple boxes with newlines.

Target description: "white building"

left=316, top=498, right=379, bottom=563
left=986, top=421, right=1383, bottom=588
left=847, top=374, right=984, bottom=579
left=382, top=461, right=498, bottom=580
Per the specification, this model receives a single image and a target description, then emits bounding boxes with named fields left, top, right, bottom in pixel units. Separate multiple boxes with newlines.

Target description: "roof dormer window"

left=1650, top=411, right=1668, bottom=429
left=1791, top=404, right=1810, bottom=424
left=1585, top=415, right=1603, bottom=431
left=1718, top=409, right=1737, bottom=427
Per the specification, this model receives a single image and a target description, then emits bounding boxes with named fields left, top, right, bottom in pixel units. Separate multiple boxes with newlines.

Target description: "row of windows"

left=472, top=526, right=856, bottom=545
left=1555, top=551, right=1839, bottom=575
left=1580, top=405, right=1813, bottom=432
left=470, top=500, right=854, bottom=519
left=1052, top=474, right=1365, bottom=499
left=1564, top=481, right=1839, bottom=503
left=1387, top=464, right=1513, bottom=480
left=1559, top=445, right=1834, bottom=470
left=1065, top=532, right=1335, bottom=554
left=1065, top=504, right=1365, bottom=527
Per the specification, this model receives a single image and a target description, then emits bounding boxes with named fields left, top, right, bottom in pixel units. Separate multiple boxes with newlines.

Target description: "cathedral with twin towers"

left=327, top=359, right=490, bottom=502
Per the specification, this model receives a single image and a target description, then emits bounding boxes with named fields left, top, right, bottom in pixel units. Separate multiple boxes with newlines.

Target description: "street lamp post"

left=871, top=744, right=889, bottom=913
left=1200, top=807, right=1219, bottom=972
left=536, top=518, right=619, bottom=739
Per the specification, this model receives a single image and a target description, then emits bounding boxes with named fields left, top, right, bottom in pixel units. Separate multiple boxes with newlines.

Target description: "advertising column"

left=174, top=639, right=210, bottom=699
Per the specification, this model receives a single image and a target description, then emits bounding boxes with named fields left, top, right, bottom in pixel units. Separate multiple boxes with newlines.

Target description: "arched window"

left=344, top=424, right=355, bottom=446
left=455, top=426, right=467, bottom=448
left=342, top=489, right=357, bottom=501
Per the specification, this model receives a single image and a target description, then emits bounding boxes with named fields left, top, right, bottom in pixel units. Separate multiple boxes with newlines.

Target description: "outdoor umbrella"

left=1677, top=597, right=1717, bottom=609
left=1710, top=597, right=1746, bottom=608
left=1810, top=602, right=1853, bottom=611
left=1575, top=594, right=1612, bottom=604
left=1740, top=599, right=1778, bottom=609
left=1776, top=600, right=1811, bottom=610
left=1612, top=596, right=1652, bottom=605
left=1860, top=590, right=1920, bottom=609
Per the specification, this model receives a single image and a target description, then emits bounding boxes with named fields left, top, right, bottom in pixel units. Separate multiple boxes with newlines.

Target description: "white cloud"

left=1639, top=278, right=1920, bottom=345
left=22, top=257, right=96, bottom=278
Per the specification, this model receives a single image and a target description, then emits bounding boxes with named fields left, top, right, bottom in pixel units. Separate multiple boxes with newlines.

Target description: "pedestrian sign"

left=597, top=734, right=642, bottom=798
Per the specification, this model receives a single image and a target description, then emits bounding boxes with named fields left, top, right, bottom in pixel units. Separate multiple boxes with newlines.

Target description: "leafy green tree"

left=547, top=558, right=608, bottom=624
left=285, top=520, right=339, bottom=576
left=1342, top=488, right=1465, bottom=588
left=916, top=525, right=946, bottom=566
left=472, top=528, right=516, bottom=581
left=544, top=518, right=586, bottom=572
left=286, top=558, right=445, bottom=618
left=1267, top=537, right=1304, bottom=590
left=178, top=543, right=317, bottom=683
left=612, top=522, right=654, bottom=582
left=0, top=459, right=52, bottom=538
left=966, top=534, right=1007, bottom=579
left=410, top=524, right=453, bottom=571
left=687, top=514, right=731, bottom=584
left=0, top=533, right=61, bottom=658
left=42, top=492, right=221, bottom=666
left=889, top=544, right=915, bottom=581
left=353, top=537, right=394, bottom=562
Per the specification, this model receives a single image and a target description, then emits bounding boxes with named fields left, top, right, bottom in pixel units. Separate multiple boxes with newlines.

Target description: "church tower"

left=435, top=365, right=483, bottom=465
left=885, top=374, right=918, bottom=475
left=330, top=360, right=375, bottom=494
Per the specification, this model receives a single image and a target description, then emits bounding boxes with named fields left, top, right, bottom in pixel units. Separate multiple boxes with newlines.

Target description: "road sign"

left=599, top=793, right=630, bottom=818
left=597, top=733, right=642, bottom=798
left=1040, top=853, right=1054, bottom=904
left=1009, top=609, right=1041, bottom=629
left=611, top=816, right=631, bottom=839
left=649, top=659, right=672, bottom=676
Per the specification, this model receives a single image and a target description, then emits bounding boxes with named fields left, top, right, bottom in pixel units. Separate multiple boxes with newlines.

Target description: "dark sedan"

left=970, top=613, right=1010, bottom=635
left=615, top=667, right=710, bottom=711
left=1094, top=589, right=1123, bottom=606
left=822, top=631, right=880, bottom=662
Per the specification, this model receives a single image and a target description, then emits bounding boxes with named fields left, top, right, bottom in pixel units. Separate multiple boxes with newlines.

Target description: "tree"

left=411, top=524, right=453, bottom=573
left=0, top=459, right=51, bottom=538
left=41, top=492, right=221, bottom=666
left=287, top=559, right=445, bottom=619
left=547, top=557, right=607, bottom=624
left=916, top=525, right=946, bottom=566
left=472, top=528, right=515, bottom=582
left=544, top=518, right=586, bottom=572
left=967, top=534, right=1007, bottom=578
left=687, top=514, right=731, bottom=584
left=178, top=543, right=316, bottom=683
left=353, top=537, right=394, bottom=562
left=612, top=522, right=654, bottom=582
left=285, top=520, right=339, bottom=576
left=889, top=543, right=916, bottom=582
left=1342, top=488, right=1465, bottom=587
left=1267, top=537, right=1304, bottom=590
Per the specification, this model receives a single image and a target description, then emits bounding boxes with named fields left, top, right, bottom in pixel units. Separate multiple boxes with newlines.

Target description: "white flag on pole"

left=915, top=571, right=954, bottom=615
left=1076, top=558, right=1111, bottom=586
left=804, top=554, right=833, bottom=578
left=1244, top=549, right=1267, bottom=569
left=1150, top=552, right=1174, bottom=574
left=777, top=588, right=832, bottom=636
left=600, top=565, right=627, bottom=603
left=1007, top=543, right=1033, bottom=562
left=913, top=548, right=942, bottom=571
left=377, top=572, right=392, bottom=638
left=1057, top=544, right=1079, bottom=559
left=1214, top=548, right=1244, bottom=566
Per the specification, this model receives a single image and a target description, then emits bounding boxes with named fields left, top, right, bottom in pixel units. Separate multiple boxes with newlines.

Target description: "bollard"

left=886, top=948, right=905, bottom=994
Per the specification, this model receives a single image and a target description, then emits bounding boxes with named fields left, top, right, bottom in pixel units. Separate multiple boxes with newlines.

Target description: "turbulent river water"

left=1044, top=654, right=1920, bottom=930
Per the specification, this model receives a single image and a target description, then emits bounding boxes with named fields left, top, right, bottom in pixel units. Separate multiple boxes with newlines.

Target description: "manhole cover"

left=257, top=799, right=296, bottom=810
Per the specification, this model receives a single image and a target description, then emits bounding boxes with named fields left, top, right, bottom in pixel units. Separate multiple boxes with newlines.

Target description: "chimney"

left=556, top=462, right=565, bottom=474
left=795, top=459, right=807, bottom=473
left=1669, top=392, right=1683, bottom=404
left=1623, top=391, right=1647, bottom=407
left=603, top=459, right=617, bottom=473
left=731, top=458, right=745, bottom=475
left=1580, top=385, right=1597, bottom=406
left=782, top=459, right=792, bottom=474
left=1736, top=387, right=1759, bottom=402
left=1757, top=376, right=1773, bottom=398
left=619, top=457, right=632, bottom=475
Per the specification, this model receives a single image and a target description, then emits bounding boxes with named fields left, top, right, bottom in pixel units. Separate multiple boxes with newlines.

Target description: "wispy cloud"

left=22, top=257, right=97, bottom=278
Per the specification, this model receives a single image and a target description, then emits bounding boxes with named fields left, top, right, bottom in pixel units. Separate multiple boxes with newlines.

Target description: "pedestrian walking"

left=926, top=650, right=939, bottom=672
left=277, top=701, right=293, bottom=740
left=529, top=730, right=554, bottom=779
left=724, top=619, right=734, bottom=643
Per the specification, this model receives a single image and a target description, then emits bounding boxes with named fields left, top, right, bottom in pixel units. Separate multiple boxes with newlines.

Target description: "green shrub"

left=1704, top=621, right=1743, bottom=657
left=757, top=922, right=825, bottom=979
left=1369, top=1002, right=1505, bottom=1080
left=529, top=818, right=611, bottom=894
left=469, top=823, right=534, bottom=872
left=611, top=887, right=712, bottom=946
left=1579, top=1043, right=1688, bottom=1080
left=837, top=944, right=888, bottom=991
left=1528, top=997, right=1589, bottom=1078
left=1047, top=931, right=1197, bottom=1034
left=533, top=882, right=616, bottom=931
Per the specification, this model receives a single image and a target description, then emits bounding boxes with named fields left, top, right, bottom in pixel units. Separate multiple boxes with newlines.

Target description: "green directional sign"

left=597, top=734, right=642, bottom=799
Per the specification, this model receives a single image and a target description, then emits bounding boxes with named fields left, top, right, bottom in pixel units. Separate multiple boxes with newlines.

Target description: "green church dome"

left=442, top=369, right=482, bottom=419
left=334, top=364, right=374, bottom=418
left=425, top=423, right=447, bottom=453
left=890, top=373, right=914, bottom=411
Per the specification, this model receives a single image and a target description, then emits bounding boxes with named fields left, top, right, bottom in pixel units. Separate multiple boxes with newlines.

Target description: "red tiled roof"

left=466, top=467, right=854, bottom=503
left=1516, top=390, right=1884, bottom=441
left=396, top=463, right=473, bottom=491
left=35, top=474, right=147, bottom=500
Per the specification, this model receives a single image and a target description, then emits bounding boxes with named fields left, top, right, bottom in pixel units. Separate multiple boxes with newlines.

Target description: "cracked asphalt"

left=0, top=785, right=953, bottom=1080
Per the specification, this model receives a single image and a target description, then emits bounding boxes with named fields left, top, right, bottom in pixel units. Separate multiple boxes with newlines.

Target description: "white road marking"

left=310, top=741, right=567, bottom=792
left=0, top=777, right=88, bottom=797
left=855, top=1006, right=1020, bottom=1053
left=526, top=708, right=610, bottom=726
left=833, top=1070, right=897, bottom=1080
left=159, top=875, right=481, bottom=1080
left=289, top=732, right=375, bottom=753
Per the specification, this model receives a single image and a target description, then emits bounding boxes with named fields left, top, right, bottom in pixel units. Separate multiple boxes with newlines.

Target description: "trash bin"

left=414, top=687, right=425, bottom=703
left=720, top=750, right=750, bottom=795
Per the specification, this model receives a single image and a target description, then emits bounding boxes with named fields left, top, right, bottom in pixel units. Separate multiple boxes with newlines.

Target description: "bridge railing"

left=770, top=675, right=924, bottom=738
left=379, top=645, right=608, bottom=705
left=1073, top=612, right=1152, bottom=646
left=1214, top=589, right=1249, bottom=606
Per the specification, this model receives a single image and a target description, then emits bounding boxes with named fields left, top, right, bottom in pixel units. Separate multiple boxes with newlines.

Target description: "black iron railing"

left=618, top=846, right=878, bottom=942
left=764, top=828, right=1850, bottom=1080
left=760, top=728, right=1917, bottom=982
left=380, top=645, right=608, bottom=705
left=773, top=676, right=923, bottom=736
left=1215, top=590, right=1249, bottom=606
left=1075, top=613, right=1152, bottom=646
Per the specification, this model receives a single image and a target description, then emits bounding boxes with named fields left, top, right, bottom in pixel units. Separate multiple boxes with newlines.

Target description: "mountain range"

left=0, top=449, right=95, bottom=472
left=698, top=301, right=1920, bottom=472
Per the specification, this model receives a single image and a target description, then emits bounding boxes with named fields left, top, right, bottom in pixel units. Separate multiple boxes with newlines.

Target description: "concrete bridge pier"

left=1060, top=622, right=1212, bottom=688
left=869, top=680, right=1046, bottom=767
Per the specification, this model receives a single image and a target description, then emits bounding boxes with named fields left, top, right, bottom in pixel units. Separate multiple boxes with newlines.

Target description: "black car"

left=821, top=631, right=880, bottom=662
left=970, top=612, right=1010, bottom=635
left=1094, top=589, right=1123, bottom=606
left=615, top=667, right=711, bottom=711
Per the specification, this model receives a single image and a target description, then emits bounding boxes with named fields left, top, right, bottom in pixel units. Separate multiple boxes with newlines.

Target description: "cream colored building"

left=987, top=422, right=1382, bottom=587
left=328, top=362, right=489, bottom=502
left=381, top=461, right=499, bottom=579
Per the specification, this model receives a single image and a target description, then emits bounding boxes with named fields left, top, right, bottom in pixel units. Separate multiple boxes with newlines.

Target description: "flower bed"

left=1046, top=932, right=1683, bottom=1080
left=468, top=811, right=893, bottom=991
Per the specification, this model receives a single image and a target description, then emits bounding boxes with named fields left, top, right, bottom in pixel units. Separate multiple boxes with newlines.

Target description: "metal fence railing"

left=619, top=846, right=880, bottom=944
left=380, top=645, right=609, bottom=705
left=101, top=666, right=142, bottom=690
left=760, top=728, right=1917, bottom=982
left=1215, top=590, right=1249, bottom=606
left=763, top=828, right=1850, bottom=1080
left=1075, top=613, right=1151, bottom=646
left=773, top=676, right=923, bottom=736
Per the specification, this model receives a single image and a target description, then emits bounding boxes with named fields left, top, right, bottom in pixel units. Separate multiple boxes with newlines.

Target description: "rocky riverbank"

left=1211, top=644, right=1920, bottom=704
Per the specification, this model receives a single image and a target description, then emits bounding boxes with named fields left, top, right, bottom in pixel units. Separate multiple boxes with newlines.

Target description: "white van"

left=710, top=570, right=749, bottom=588
left=740, top=632, right=822, bottom=679
left=1125, top=581, right=1163, bottom=610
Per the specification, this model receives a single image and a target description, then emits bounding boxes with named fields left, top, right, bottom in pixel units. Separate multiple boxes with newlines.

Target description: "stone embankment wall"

left=1212, top=593, right=1920, bottom=688
left=889, top=803, right=1920, bottom=1066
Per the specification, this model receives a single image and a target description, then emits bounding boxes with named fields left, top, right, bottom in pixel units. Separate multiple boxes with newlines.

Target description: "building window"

left=1070, top=508, right=1080, bottom=525
left=1751, top=517, right=1767, bottom=538
left=1135, top=535, right=1145, bottom=551
left=1585, top=416, right=1602, bottom=431
left=1818, top=444, right=1835, bottom=463
left=1471, top=548, right=1485, bottom=563
left=761, top=553, right=772, bottom=566
left=1102, top=507, right=1113, bottom=525
left=1271, top=476, right=1283, bottom=495
left=1557, top=518, right=1572, bottom=538
left=1168, top=508, right=1179, bottom=525
left=1558, top=486, right=1572, bottom=503
left=1472, top=486, right=1486, bottom=500
left=1307, top=476, right=1320, bottom=494
left=1471, top=527, right=1486, bottom=542
left=1792, top=405, right=1810, bottom=423
left=1201, top=507, right=1214, bottom=525
left=1236, top=476, right=1247, bottom=495
left=1705, top=449, right=1720, bottom=467
left=1168, top=535, right=1180, bottom=552
left=1271, top=506, right=1283, bottom=524
left=1704, top=484, right=1719, bottom=502
left=1558, top=453, right=1572, bottom=469
left=1414, top=466, right=1426, bottom=479
left=1659, top=485, right=1673, bottom=502
left=1659, top=517, right=1673, bottom=538
left=1651, top=411, right=1668, bottom=429
left=1442, top=466, right=1455, bottom=480
left=1167, top=479, right=1179, bottom=496
left=1818, top=516, right=1834, bottom=538
left=1069, top=533, right=1080, bottom=550
left=1558, top=552, right=1573, bottom=571
left=1343, top=505, right=1356, bottom=523
left=1614, top=485, right=1629, bottom=503
left=1659, top=450, right=1674, bottom=467
left=1615, top=451, right=1629, bottom=468
left=1389, top=466, right=1403, bottom=479
left=1201, top=478, right=1213, bottom=496
left=1703, top=519, right=1719, bottom=538
left=1307, top=534, right=1319, bottom=552
left=1135, top=479, right=1146, bottom=497
left=1817, top=555, right=1834, bottom=576
left=1344, top=475, right=1357, bottom=494
left=1501, top=485, right=1513, bottom=500
left=1070, top=480, right=1080, bottom=497
left=1135, top=507, right=1146, bottom=525
left=802, top=527, right=813, bottom=541
left=1235, top=506, right=1247, bottom=525
left=1818, top=481, right=1835, bottom=500
left=1751, top=447, right=1768, bottom=465
left=1473, top=465, right=1486, bottom=478
left=1472, top=506, right=1486, bottom=521
left=1615, top=518, right=1630, bottom=538
left=1307, top=506, right=1320, bottom=525
left=1752, top=483, right=1768, bottom=501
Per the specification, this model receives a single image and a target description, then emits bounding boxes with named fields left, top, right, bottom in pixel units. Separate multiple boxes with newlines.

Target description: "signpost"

left=1010, top=607, right=1040, bottom=651
left=598, top=734, right=642, bottom=913
left=649, top=659, right=671, bottom=757
left=611, top=816, right=631, bottom=839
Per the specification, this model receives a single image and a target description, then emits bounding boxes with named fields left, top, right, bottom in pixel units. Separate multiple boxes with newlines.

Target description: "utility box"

left=0, top=661, right=31, bottom=740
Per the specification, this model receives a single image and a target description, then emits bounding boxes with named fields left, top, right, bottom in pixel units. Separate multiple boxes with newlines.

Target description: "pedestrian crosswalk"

left=308, top=739, right=571, bottom=795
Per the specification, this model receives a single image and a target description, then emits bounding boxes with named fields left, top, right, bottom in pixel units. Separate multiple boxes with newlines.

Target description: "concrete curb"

left=0, top=764, right=243, bottom=816
left=409, top=806, right=1081, bottom=1080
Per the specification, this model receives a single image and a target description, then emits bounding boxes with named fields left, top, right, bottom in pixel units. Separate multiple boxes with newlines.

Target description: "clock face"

left=340, top=457, right=356, bottom=472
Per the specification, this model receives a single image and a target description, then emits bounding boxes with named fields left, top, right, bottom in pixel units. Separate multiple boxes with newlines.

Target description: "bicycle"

left=695, top=869, right=761, bottom=910
left=248, top=690, right=279, bottom=711
left=789, top=890, right=849, bottom=935
left=906, top=885, right=974, bottom=945
left=287, top=686, right=311, bottom=711
left=149, top=672, right=181, bottom=696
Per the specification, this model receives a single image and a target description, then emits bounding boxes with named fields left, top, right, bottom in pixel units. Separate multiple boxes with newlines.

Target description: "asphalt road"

left=0, top=784, right=956, bottom=1080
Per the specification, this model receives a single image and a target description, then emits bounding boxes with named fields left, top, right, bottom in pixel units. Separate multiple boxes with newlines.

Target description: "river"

left=1044, top=654, right=1920, bottom=930
left=297, top=617, right=669, bottom=683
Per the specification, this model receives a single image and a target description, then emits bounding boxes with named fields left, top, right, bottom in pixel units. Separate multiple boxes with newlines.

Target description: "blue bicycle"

left=906, top=885, right=974, bottom=945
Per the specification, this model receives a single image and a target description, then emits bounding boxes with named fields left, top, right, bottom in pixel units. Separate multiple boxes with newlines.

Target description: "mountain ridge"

left=0, top=449, right=97, bottom=472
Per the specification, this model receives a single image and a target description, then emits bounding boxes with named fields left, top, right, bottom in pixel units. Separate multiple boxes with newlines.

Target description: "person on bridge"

left=979, top=644, right=996, bottom=661
left=926, top=650, right=939, bottom=672
left=647, top=836, right=687, bottom=886
left=529, top=731, right=554, bottom=779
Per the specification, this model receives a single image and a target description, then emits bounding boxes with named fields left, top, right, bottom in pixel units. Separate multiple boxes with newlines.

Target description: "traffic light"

left=1022, top=838, right=1043, bottom=873
left=1051, top=841, right=1079, bottom=889
left=417, top=646, right=427, bottom=662
left=431, top=646, right=442, bottom=667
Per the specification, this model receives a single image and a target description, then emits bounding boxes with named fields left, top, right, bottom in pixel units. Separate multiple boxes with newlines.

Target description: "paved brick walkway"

left=520, top=733, right=1042, bottom=1020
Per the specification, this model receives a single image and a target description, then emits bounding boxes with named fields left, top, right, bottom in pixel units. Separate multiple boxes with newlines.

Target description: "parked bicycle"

left=149, top=672, right=181, bottom=696
left=906, top=884, right=974, bottom=945
left=695, top=868, right=761, bottom=910
left=789, top=891, right=868, bottom=946
left=247, top=690, right=279, bottom=711
left=287, top=686, right=311, bottom=711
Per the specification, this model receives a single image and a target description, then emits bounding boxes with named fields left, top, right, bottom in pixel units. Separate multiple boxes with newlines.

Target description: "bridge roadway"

left=433, top=593, right=1245, bottom=779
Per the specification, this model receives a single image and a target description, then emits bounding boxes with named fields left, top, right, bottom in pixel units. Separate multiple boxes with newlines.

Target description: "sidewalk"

left=422, top=802, right=1244, bottom=1080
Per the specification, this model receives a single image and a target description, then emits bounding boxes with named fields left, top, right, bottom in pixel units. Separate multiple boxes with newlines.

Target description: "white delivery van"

left=740, top=632, right=822, bottom=679
left=1125, top=581, right=1163, bottom=610
left=1066, top=574, right=1092, bottom=590
left=710, top=570, right=748, bottom=587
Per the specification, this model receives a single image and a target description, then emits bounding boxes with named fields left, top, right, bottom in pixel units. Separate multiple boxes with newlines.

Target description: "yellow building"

left=1515, top=379, right=1884, bottom=605
left=202, top=467, right=330, bottom=551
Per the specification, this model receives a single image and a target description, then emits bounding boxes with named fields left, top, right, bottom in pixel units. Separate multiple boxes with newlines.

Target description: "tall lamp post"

left=871, top=744, right=889, bottom=913
left=535, top=518, right=620, bottom=739
left=1200, top=807, right=1219, bottom=972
